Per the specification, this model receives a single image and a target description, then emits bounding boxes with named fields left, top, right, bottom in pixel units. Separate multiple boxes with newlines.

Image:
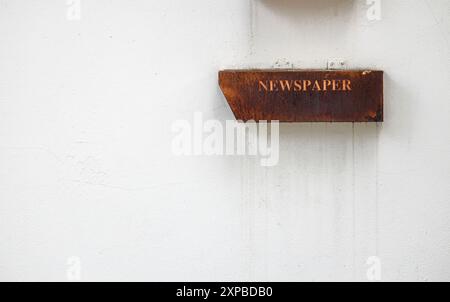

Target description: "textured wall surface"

left=0, top=0, right=449, bottom=281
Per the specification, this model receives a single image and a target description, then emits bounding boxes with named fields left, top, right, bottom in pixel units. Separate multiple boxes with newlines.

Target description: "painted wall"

left=0, top=0, right=449, bottom=281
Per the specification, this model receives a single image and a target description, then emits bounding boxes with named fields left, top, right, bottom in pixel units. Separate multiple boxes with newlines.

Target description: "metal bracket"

left=327, top=58, right=347, bottom=70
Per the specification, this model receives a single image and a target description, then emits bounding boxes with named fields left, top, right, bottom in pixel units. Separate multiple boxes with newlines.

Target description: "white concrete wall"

left=0, top=0, right=449, bottom=281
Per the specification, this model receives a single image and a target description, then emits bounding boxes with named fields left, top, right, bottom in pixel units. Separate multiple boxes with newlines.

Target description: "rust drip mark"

left=219, top=69, right=384, bottom=123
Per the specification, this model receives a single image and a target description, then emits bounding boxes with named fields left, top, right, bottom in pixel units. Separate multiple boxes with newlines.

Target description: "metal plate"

left=219, top=70, right=383, bottom=122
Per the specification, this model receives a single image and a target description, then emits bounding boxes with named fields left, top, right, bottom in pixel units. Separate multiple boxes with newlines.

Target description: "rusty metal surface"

left=219, top=70, right=383, bottom=122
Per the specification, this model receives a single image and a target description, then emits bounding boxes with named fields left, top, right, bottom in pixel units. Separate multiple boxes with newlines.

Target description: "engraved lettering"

left=343, top=79, right=352, bottom=91
left=332, top=80, right=341, bottom=91
left=294, top=80, right=302, bottom=91
left=312, top=80, right=321, bottom=91
left=257, top=79, right=352, bottom=93
left=279, top=80, right=293, bottom=92
left=258, top=80, right=269, bottom=92
left=303, top=80, right=312, bottom=91
left=269, top=80, right=279, bottom=92
left=323, top=80, right=332, bottom=91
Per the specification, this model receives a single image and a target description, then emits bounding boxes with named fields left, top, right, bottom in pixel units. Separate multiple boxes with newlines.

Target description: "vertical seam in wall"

left=245, top=0, right=257, bottom=281
left=249, top=0, right=256, bottom=57
left=375, top=123, right=380, bottom=257
left=352, top=123, right=356, bottom=280
left=424, top=0, right=450, bottom=49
